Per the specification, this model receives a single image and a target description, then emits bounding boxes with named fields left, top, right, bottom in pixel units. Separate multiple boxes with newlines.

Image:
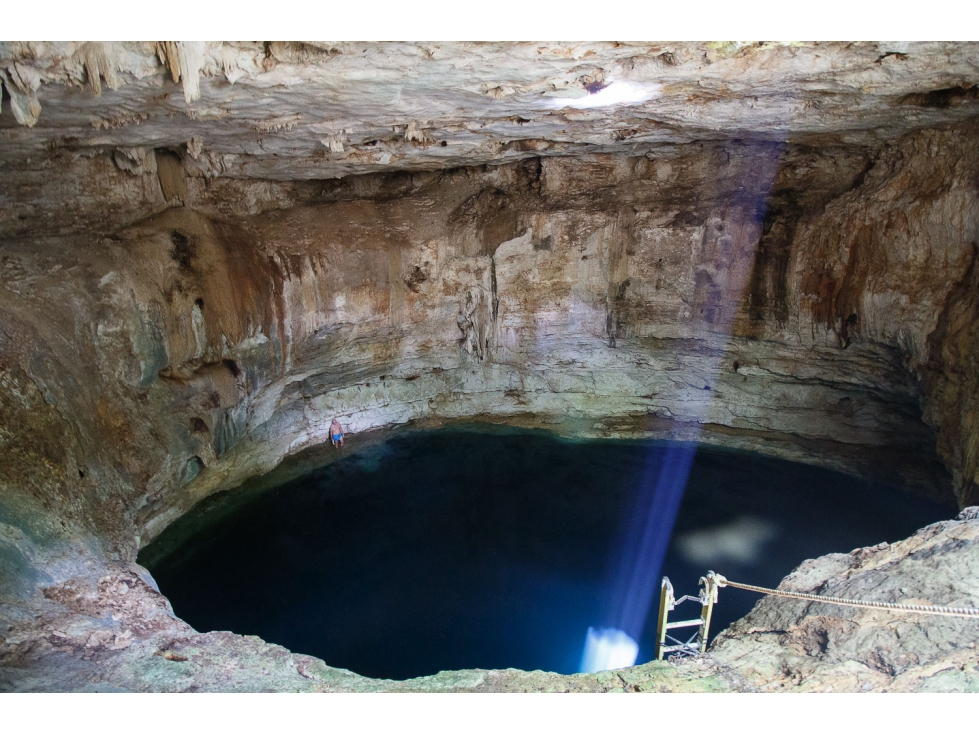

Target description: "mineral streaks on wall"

left=117, top=208, right=286, bottom=380
left=781, top=127, right=979, bottom=508
left=2, top=127, right=977, bottom=562
left=145, top=134, right=979, bottom=516
left=602, top=210, right=633, bottom=348
left=4, top=40, right=979, bottom=693
left=922, top=245, right=979, bottom=508
left=742, top=145, right=874, bottom=333
left=793, top=127, right=979, bottom=356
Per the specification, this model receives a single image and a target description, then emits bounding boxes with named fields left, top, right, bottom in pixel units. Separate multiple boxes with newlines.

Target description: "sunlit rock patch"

left=1, top=41, right=978, bottom=692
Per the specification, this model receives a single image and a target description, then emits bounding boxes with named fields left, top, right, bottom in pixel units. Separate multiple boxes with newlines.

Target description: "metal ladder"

left=655, top=571, right=721, bottom=660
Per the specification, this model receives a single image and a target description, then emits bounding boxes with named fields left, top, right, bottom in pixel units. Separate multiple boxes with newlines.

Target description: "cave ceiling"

left=2, top=41, right=979, bottom=183
left=2, top=39, right=979, bottom=694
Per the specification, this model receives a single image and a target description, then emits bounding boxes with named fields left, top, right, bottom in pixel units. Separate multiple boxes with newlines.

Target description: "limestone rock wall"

left=2, top=40, right=979, bottom=692
left=785, top=126, right=979, bottom=506
left=921, top=246, right=979, bottom=508
left=2, top=124, right=977, bottom=576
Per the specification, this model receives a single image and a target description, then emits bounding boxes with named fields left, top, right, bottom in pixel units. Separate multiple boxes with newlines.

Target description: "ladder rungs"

left=665, top=619, right=703, bottom=629
left=656, top=574, right=720, bottom=661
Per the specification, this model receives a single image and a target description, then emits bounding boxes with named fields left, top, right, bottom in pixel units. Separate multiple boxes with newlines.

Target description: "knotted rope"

left=714, top=574, right=979, bottom=619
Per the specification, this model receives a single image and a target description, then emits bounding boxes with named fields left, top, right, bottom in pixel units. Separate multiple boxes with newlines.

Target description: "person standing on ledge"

left=330, top=418, right=345, bottom=448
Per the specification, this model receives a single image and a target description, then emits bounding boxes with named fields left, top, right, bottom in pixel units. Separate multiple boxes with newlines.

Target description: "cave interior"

left=1, top=41, right=978, bottom=693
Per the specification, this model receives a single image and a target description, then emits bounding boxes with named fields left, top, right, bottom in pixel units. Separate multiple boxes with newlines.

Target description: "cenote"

left=140, top=427, right=951, bottom=681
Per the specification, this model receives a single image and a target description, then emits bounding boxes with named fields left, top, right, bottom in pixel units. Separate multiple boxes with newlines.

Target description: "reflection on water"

left=677, top=516, right=779, bottom=566
left=142, top=427, right=950, bottom=681
left=580, top=627, right=638, bottom=673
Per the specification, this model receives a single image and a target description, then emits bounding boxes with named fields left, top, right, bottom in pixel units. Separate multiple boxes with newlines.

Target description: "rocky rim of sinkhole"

left=1, top=41, right=978, bottom=691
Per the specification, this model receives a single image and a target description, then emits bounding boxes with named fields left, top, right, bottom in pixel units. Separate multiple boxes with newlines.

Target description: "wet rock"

left=706, top=508, right=979, bottom=692
left=1, top=41, right=978, bottom=692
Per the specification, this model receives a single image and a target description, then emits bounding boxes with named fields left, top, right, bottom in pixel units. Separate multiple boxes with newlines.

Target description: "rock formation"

left=1, top=41, right=978, bottom=691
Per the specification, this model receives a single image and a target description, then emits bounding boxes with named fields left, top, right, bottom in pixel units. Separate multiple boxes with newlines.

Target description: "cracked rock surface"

left=708, top=507, right=979, bottom=693
left=2, top=41, right=979, bottom=691
left=2, top=508, right=975, bottom=692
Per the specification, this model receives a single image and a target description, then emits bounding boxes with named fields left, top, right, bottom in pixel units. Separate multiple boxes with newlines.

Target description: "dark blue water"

left=141, top=427, right=950, bottom=680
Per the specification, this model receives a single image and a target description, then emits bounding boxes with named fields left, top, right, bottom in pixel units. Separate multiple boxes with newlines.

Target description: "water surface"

left=142, top=427, right=949, bottom=680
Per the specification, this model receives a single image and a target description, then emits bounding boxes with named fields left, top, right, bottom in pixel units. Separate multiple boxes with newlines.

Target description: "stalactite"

left=79, top=42, right=121, bottom=96
left=155, top=41, right=205, bottom=103
left=320, top=131, right=346, bottom=153
left=0, top=64, right=41, bottom=127
left=112, top=147, right=157, bottom=176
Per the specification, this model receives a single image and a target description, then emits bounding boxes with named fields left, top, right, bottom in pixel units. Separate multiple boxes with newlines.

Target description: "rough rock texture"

left=2, top=505, right=975, bottom=692
left=708, top=507, right=979, bottom=692
left=2, top=41, right=979, bottom=691
left=3, top=42, right=979, bottom=182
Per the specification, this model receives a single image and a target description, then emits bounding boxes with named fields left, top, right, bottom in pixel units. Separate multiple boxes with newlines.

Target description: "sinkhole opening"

left=139, top=426, right=950, bottom=681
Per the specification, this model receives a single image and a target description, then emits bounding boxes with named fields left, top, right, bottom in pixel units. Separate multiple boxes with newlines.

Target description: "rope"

left=714, top=575, right=979, bottom=619
left=673, top=594, right=701, bottom=606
